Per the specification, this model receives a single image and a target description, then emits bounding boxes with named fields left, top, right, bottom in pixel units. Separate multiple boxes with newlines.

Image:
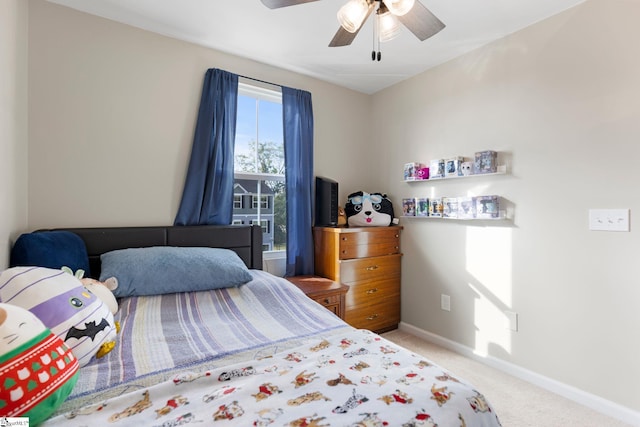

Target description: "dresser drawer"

left=345, top=277, right=399, bottom=309
left=286, top=276, right=348, bottom=320
left=344, top=298, right=400, bottom=332
left=339, top=254, right=401, bottom=283
left=314, top=293, right=341, bottom=307
left=338, top=228, right=400, bottom=259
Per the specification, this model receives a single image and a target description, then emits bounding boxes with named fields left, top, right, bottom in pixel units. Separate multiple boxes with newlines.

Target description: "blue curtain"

left=282, top=87, right=314, bottom=276
left=174, top=69, right=239, bottom=225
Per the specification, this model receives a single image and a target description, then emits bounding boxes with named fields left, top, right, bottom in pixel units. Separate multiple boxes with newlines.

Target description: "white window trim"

left=234, top=171, right=284, bottom=182
left=238, top=81, right=281, bottom=103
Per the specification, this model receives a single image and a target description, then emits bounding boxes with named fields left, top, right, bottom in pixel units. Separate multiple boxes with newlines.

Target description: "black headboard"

left=41, top=225, right=263, bottom=279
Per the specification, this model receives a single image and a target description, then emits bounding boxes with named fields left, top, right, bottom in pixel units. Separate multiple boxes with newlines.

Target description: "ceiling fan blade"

left=397, top=1, right=445, bottom=41
left=260, top=0, right=320, bottom=9
left=329, top=26, right=358, bottom=47
left=328, top=2, right=375, bottom=47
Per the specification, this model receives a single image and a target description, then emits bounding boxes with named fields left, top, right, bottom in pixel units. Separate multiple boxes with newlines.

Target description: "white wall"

left=372, top=0, right=640, bottom=415
left=27, top=0, right=372, bottom=230
left=0, top=0, right=29, bottom=268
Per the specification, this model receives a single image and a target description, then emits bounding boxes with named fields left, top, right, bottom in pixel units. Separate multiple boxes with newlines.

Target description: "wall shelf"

left=403, top=164, right=507, bottom=183
left=402, top=153, right=510, bottom=222
left=401, top=210, right=508, bottom=221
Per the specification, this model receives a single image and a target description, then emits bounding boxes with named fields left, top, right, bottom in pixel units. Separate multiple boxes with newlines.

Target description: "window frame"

left=234, top=81, right=285, bottom=255
left=233, top=195, right=243, bottom=209
left=252, top=195, right=269, bottom=209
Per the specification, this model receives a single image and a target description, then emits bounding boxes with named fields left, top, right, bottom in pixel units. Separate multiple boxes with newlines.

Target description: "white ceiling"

left=48, top=0, right=587, bottom=94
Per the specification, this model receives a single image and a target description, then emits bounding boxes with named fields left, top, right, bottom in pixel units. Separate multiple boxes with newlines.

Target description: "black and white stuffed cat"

left=345, top=191, right=395, bottom=227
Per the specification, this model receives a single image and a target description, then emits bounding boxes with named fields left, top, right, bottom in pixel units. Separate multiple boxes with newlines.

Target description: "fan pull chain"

left=372, top=12, right=381, bottom=61
left=371, top=13, right=376, bottom=60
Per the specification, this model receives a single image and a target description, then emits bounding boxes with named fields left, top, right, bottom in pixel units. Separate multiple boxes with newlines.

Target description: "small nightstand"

left=286, top=275, right=349, bottom=320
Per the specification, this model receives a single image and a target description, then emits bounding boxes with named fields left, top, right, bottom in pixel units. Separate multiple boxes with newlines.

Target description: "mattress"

left=43, top=270, right=500, bottom=426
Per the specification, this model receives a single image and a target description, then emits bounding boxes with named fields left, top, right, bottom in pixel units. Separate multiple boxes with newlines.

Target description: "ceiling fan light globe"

left=383, top=0, right=415, bottom=16
left=378, top=10, right=400, bottom=42
left=337, top=0, right=370, bottom=33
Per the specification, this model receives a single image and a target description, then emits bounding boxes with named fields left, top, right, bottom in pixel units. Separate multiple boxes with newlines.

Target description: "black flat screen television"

left=315, top=176, right=338, bottom=227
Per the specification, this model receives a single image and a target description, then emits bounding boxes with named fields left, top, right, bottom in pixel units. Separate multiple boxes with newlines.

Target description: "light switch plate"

left=588, top=209, right=630, bottom=232
left=441, top=294, right=451, bottom=311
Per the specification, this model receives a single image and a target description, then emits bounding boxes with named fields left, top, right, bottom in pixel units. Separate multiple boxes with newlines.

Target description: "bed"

left=13, top=224, right=501, bottom=426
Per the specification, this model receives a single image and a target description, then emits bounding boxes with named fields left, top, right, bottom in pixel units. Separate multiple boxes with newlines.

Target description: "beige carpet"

left=382, top=329, right=634, bottom=427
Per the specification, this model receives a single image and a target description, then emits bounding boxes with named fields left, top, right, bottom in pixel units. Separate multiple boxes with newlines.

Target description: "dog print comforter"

left=44, top=329, right=501, bottom=426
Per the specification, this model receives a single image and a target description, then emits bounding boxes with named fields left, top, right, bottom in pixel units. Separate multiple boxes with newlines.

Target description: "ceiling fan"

left=260, top=0, right=445, bottom=61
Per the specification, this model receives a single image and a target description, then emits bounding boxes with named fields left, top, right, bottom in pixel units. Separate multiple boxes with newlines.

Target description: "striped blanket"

left=55, top=270, right=350, bottom=414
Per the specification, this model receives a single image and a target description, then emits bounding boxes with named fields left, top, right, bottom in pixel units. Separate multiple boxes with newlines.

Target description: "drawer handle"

left=365, top=288, right=378, bottom=294
left=323, top=298, right=331, bottom=305
left=342, top=237, right=348, bottom=241
left=365, top=265, right=379, bottom=271
left=366, top=314, right=379, bottom=321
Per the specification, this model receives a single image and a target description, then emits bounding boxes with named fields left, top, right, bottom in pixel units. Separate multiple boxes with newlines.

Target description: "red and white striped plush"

left=0, top=266, right=117, bottom=367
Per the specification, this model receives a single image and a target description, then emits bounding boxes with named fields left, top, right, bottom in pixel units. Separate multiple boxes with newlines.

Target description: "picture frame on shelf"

left=416, top=198, right=430, bottom=217
left=429, top=198, right=443, bottom=217
left=404, top=162, right=425, bottom=181
left=473, top=150, right=498, bottom=174
left=442, top=197, right=458, bottom=218
left=475, top=195, right=500, bottom=219
left=429, top=159, right=445, bottom=179
left=402, top=198, right=416, bottom=216
left=457, top=196, right=476, bottom=219
left=445, top=156, right=465, bottom=177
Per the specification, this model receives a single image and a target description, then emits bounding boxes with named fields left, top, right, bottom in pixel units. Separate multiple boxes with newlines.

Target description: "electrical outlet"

left=505, top=310, right=518, bottom=331
left=441, top=294, right=451, bottom=311
left=588, top=209, right=630, bottom=231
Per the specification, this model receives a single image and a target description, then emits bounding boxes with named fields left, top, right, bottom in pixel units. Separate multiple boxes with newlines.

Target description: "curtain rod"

left=238, top=74, right=283, bottom=89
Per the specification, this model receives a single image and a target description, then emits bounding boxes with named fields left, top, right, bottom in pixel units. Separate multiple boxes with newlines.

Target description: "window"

left=253, top=195, right=269, bottom=210
left=233, top=195, right=242, bottom=209
left=251, top=219, right=269, bottom=234
left=234, top=81, right=285, bottom=252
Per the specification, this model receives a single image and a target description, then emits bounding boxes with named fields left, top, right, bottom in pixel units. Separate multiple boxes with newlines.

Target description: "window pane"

left=234, top=83, right=285, bottom=253
left=258, top=101, right=284, bottom=174
left=235, top=95, right=258, bottom=173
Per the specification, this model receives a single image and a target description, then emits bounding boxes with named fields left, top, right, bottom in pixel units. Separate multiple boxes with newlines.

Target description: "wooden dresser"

left=313, top=226, right=402, bottom=333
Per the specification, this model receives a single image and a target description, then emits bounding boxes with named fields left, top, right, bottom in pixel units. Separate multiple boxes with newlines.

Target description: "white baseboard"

left=398, top=322, right=640, bottom=427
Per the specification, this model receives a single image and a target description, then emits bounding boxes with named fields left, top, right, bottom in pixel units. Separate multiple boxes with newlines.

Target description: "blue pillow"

left=10, top=231, right=90, bottom=275
left=99, top=246, right=253, bottom=297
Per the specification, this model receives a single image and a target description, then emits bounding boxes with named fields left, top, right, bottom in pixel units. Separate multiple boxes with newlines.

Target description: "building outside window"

left=233, top=179, right=275, bottom=248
